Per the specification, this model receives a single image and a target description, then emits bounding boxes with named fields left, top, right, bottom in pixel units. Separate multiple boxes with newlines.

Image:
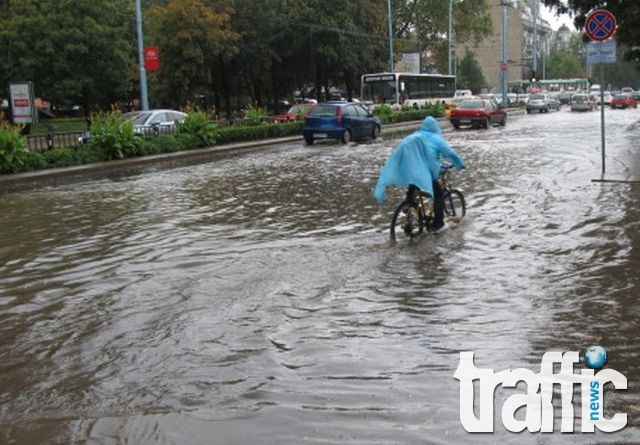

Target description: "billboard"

left=9, top=81, right=36, bottom=124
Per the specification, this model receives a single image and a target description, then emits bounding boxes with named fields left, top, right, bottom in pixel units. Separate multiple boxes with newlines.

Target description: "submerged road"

left=1, top=106, right=639, bottom=444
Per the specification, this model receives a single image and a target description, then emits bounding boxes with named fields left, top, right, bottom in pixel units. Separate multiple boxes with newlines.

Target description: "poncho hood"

left=419, top=116, right=443, bottom=136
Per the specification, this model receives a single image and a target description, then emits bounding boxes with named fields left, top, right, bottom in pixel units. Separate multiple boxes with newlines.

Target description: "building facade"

left=455, top=0, right=553, bottom=92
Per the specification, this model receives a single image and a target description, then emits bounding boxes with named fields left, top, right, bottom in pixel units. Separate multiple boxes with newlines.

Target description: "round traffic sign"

left=585, top=9, right=616, bottom=42
left=500, top=62, right=508, bottom=71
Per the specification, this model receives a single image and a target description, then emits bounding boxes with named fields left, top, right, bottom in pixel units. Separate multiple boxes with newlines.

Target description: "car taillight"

left=336, top=107, right=344, bottom=125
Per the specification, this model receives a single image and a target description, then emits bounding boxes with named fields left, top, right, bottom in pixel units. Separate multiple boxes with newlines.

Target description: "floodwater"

left=0, top=107, right=639, bottom=444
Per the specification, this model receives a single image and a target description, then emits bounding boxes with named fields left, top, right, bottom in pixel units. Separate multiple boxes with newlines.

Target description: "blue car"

left=302, top=101, right=381, bottom=145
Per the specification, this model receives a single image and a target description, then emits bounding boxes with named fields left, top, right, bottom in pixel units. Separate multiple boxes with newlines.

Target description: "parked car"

left=449, top=98, right=506, bottom=129
left=610, top=94, right=638, bottom=109
left=120, top=109, right=188, bottom=136
left=526, top=93, right=551, bottom=113
left=273, top=103, right=315, bottom=123
left=302, top=101, right=381, bottom=145
left=570, top=94, right=594, bottom=112
left=79, top=109, right=188, bottom=143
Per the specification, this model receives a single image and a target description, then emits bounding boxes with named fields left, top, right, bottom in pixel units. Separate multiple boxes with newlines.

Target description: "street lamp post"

left=387, top=0, right=394, bottom=72
left=448, top=0, right=453, bottom=75
left=135, top=0, right=149, bottom=110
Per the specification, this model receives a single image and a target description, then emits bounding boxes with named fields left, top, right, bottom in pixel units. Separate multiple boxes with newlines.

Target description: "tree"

left=1, top=0, right=135, bottom=115
left=393, top=0, right=492, bottom=74
left=457, top=50, right=487, bottom=93
left=146, top=0, right=239, bottom=109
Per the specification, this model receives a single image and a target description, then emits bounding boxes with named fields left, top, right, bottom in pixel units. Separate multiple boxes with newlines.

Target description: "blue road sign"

left=586, top=40, right=617, bottom=65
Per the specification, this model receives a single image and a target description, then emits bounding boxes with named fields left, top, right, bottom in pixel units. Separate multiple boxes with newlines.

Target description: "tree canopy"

left=0, top=0, right=134, bottom=114
left=1, top=0, right=494, bottom=116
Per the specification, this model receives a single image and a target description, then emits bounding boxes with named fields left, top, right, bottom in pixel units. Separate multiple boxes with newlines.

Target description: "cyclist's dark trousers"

left=432, top=179, right=445, bottom=230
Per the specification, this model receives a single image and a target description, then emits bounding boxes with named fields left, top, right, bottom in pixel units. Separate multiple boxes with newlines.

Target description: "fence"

left=26, top=132, right=86, bottom=151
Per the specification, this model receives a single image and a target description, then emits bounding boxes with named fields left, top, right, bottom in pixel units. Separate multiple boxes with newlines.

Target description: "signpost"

left=585, top=10, right=616, bottom=180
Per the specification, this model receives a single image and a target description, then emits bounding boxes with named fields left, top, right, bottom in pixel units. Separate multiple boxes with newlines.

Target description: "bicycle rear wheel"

left=390, top=200, right=425, bottom=242
left=443, top=189, right=466, bottom=220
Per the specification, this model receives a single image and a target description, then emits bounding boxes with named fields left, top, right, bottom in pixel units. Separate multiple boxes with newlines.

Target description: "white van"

left=454, top=89, right=473, bottom=98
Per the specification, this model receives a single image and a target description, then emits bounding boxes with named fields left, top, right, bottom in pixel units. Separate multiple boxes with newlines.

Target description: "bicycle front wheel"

left=443, top=189, right=466, bottom=221
left=390, top=200, right=425, bottom=242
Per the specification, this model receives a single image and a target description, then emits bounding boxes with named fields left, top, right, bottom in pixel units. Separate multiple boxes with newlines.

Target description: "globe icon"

left=584, top=346, right=607, bottom=369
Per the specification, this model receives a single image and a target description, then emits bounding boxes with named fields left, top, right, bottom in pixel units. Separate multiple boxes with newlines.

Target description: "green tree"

left=1, top=0, right=135, bottom=115
left=538, top=48, right=586, bottom=79
left=394, top=0, right=492, bottom=73
left=457, top=50, right=487, bottom=93
left=146, top=0, right=239, bottom=109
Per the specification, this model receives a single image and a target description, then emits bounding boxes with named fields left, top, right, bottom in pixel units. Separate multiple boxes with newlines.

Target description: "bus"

left=360, top=72, right=456, bottom=108
left=508, top=78, right=590, bottom=94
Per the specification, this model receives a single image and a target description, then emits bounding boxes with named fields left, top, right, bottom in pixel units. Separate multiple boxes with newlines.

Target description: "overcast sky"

left=540, top=4, right=576, bottom=31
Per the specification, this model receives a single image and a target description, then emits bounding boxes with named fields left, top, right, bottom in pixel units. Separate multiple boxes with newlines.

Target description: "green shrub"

left=243, top=104, right=269, bottom=126
left=73, top=145, right=107, bottom=165
left=178, top=111, right=217, bottom=146
left=373, top=104, right=394, bottom=124
left=88, top=112, right=139, bottom=160
left=214, top=121, right=302, bottom=145
left=20, top=150, right=47, bottom=172
left=0, top=125, right=29, bottom=173
left=43, top=147, right=82, bottom=168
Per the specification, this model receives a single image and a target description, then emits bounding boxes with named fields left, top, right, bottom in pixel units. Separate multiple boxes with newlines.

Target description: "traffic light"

left=530, top=71, right=537, bottom=83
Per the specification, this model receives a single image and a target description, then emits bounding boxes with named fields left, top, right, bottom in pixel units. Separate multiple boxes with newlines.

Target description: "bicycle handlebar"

left=440, top=163, right=455, bottom=174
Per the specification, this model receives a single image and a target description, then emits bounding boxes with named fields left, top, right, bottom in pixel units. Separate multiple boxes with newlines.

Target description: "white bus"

left=360, top=72, right=456, bottom=108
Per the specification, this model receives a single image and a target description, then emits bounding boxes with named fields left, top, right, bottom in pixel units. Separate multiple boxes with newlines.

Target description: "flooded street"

left=1, top=107, right=639, bottom=444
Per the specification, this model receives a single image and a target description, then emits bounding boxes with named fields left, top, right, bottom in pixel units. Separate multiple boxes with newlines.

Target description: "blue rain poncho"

left=373, top=116, right=465, bottom=204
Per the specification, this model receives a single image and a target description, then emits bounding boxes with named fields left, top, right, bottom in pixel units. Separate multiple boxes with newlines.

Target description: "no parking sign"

left=585, top=9, right=616, bottom=42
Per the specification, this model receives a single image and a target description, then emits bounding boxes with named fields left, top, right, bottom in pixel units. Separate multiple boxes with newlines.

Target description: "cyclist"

left=373, top=116, right=465, bottom=231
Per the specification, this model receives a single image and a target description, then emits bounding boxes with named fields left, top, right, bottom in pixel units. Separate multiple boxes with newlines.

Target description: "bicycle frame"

left=389, top=163, right=465, bottom=242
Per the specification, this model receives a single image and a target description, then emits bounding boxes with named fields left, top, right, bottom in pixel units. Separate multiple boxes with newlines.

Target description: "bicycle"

left=389, top=163, right=466, bottom=242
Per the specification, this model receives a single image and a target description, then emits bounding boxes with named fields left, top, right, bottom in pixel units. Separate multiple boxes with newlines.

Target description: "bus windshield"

left=361, top=75, right=397, bottom=105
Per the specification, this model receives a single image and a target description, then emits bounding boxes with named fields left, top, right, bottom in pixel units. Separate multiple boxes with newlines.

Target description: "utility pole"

left=532, top=0, right=538, bottom=80
left=135, top=0, right=149, bottom=110
left=500, top=1, right=509, bottom=107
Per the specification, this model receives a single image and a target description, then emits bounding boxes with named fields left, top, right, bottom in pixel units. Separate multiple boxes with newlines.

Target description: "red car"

left=610, top=94, right=638, bottom=109
left=273, top=103, right=316, bottom=123
left=449, top=98, right=507, bottom=129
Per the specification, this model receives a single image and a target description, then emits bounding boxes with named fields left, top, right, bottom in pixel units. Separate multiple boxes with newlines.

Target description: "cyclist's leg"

left=431, top=179, right=445, bottom=230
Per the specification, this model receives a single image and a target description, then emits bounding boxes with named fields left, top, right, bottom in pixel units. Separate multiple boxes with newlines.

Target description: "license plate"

left=460, top=120, right=471, bottom=124
left=313, top=133, right=328, bottom=138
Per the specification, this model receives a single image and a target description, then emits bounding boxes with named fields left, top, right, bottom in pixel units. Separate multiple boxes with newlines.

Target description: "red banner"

left=144, top=46, right=160, bottom=71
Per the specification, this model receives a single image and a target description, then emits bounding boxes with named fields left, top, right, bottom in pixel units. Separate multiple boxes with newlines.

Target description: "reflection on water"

left=0, top=110, right=639, bottom=444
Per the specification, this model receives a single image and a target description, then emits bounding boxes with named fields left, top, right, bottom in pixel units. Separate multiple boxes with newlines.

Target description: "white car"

left=594, top=91, right=613, bottom=105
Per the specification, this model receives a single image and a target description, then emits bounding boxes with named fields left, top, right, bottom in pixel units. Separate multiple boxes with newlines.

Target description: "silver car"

left=526, top=93, right=551, bottom=113
left=120, top=109, right=188, bottom=136
left=570, top=94, right=594, bottom=112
